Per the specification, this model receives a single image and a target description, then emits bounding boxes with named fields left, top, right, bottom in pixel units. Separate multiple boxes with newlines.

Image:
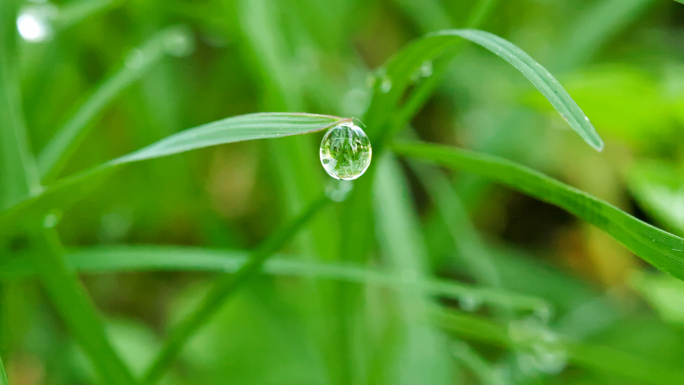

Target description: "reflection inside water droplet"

left=16, top=5, right=56, bottom=43
left=320, top=121, right=372, bottom=180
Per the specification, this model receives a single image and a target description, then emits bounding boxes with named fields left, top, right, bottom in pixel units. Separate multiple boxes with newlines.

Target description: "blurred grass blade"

left=391, top=0, right=499, bottom=139
left=0, top=355, right=7, bottom=385
left=53, top=0, right=119, bottom=30
left=366, top=29, right=603, bottom=151
left=451, top=341, right=507, bottom=385
left=38, top=26, right=193, bottom=182
left=0, top=245, right=549, bottom=312
left=141, top=195, right=330, bottom=385
left=411, top=163, right=501, bottom=286
left=31, top=228, right=137, bottom=385
left=435, top=309, right=684, bottom=384
left=374, top=154, right=453, bottom=384
left=0, top=0, right=42, bottom=208
left=392, top=141, right=684, bottom=281
left=554, top=0, right=656, bottom=71
left=0, top=113, right=348, bottom=231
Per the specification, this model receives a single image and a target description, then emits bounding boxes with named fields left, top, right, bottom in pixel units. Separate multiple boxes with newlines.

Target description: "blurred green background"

left=4, top=0, right=684, bottom=384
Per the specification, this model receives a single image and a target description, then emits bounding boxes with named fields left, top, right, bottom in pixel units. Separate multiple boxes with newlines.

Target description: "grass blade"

left=30, top=228, right=137, bottom=385
left=0, top=245, right=549, bottom=313
left=392, top=141, right=684, bottom=281
left=435, top=309, right=684, bottom=384
left=554, top=0, right=657, bottom=71
left=0, top=0, right=42, bottom=208
left=38, top=26, right=193, bottom=182
left=373, top=154, right=454, bottom=384
left=141, top=195, right=331, bottom=384
left=451, top=341, right=507, bottom=385
left=0, top=355, right=7, bottom=385
left=0, top=113, right=348, bottom=231
left=365, top=29, right=603, bottom=151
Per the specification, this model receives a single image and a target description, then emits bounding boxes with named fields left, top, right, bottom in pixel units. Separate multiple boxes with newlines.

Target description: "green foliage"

left=2, top=0, right=684, bottom=384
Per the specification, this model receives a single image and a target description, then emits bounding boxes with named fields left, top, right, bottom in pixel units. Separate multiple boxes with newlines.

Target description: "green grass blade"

left=0, top=0, right=42, bottom=208
left=435, top=309, right=684, bottom=384
left=554, top=0, right=656, bottom=71
left=392, top=141, right=684, bottom=281
left=38, top=26, right=193, bottom=182
left=451, top=341, right=507, bottom=385
left=411, top=163, right=501, bottom=286
left=0, top=354, right=7, bottom=385
left=373, top=154, right=454, bottom=384
left=30, top=228, right=137, bottom=385
left=365, top=29, right=603, bottom=151
left=141, top=195, right=331, bottom=385
left=0, top=113, right=348, bottom=232
left=53, top=0, right=119, bottom=30
left=0, top=245, right=549, bottom=313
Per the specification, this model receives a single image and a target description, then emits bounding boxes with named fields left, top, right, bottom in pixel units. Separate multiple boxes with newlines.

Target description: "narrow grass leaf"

left=365, top=29, right=603, bottom=151
left=554, top=0, right=657, bottom=71
left=435, top=309, right=684, bottom=384
left=392, top=141, right=684, bottom=281
left=451, top=341, right=507, bottom=385
left=373, top=154, right=453, bottom=385
left=0, top=113, right=348, bottom=232
left=0, top=245, right=549, bottom=312
left=38, top=26, right=193, bottom=182
left=141, top=195, right=330, bottom=385
left=0, top=0, right=42, bottom=208
left=0, top=355, right=7, bottom=385
left=31, top=228, right=137, bottom=385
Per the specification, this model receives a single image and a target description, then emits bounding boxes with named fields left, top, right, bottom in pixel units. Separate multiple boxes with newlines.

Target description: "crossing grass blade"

left=31, top=228, right=138, bottom=385
left=38, top=26, right=193, bottom=182
left=0, top=245, right=549, bottom=313
left=365, top=29, right=603, bottom=151
left=0, top=113, right=348, bottom=233
left=141, top=195, right=331, bottom=385
left=392, top=140, right=684, bottom=281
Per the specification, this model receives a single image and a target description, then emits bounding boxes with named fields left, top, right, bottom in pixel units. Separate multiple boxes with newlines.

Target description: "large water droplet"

left=320, top=122, right=372, bottom=180
left=16, top=5, right=56, bottom=43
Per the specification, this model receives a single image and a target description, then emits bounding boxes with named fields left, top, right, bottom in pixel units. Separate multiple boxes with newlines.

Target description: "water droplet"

left=325, top=180, right=354, bottom=202
left=459, top=295, right=482, bottom=312
left=380, top=75, right=392, bottom=93
left=164, top=26, right=195, bottom=57
left=16, top=5, right=56, bottom=43
left=125, top=49, right=145, bottom=69
left=509, top=317, right=567, bottom=375
left=42, top=211, right=61, bottom=228
left=320, top=122, right=372, bottom=180
left=533, top=305, right=553, bottom=323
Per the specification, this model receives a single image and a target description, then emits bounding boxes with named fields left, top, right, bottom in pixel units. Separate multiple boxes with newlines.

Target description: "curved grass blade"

left=38, top=25, right=193, bottom=182
left=365, top=29, right=603, bottom=151
left=142, top=195, right=330, bottom=385
left=0, top=113, right=348, bottom=232
left=392, top=141, right=684, bottom=281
